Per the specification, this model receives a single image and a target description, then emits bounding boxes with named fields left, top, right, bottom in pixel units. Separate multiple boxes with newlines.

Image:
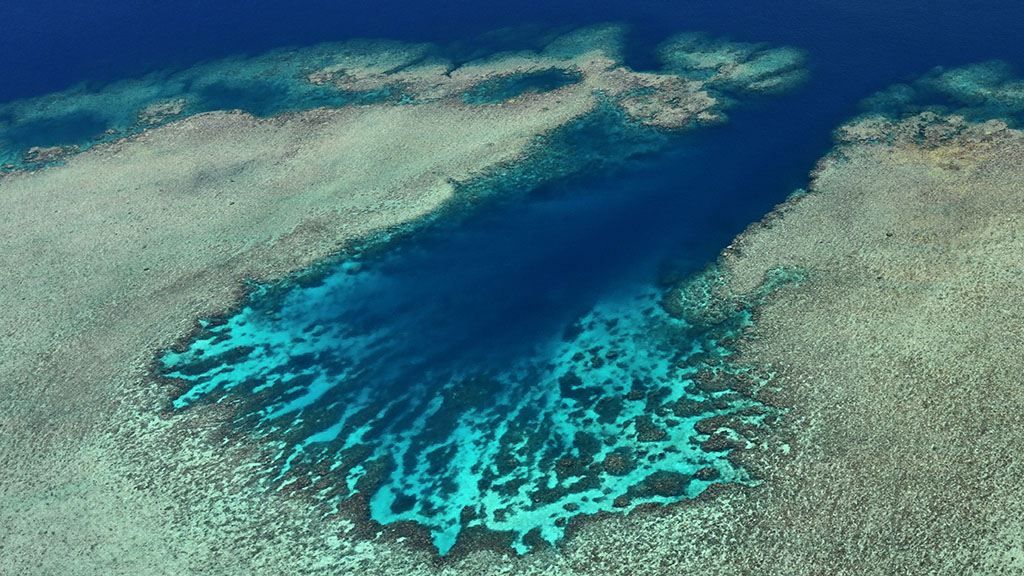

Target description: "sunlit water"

left=5, top=0, right=1024, bottom=555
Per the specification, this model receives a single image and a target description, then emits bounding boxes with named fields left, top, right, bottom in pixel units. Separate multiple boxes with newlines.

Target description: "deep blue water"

left=6, top=1, right=1024, bottom=203
left=8, top=0, right=1024, bottom=555
left=4, top=1, right=1024, bottom=106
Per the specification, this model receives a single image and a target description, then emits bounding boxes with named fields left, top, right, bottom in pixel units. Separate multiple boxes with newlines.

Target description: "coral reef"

left=658, top=32, right=808, bottom=95
left=163, top=270, right=786, bottom=554
left=0, top=24, right=808, bottom=575
left=859, top=60, right=1024, bottom=124
left=0, top=25, right=810, bottom=170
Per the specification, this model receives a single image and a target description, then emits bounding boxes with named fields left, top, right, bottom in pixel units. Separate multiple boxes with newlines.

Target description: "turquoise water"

left=164, top=259, right=795, bottom=553
left=6, top=0, right=1024, bottom=559
left=461, top=69, right=583, bottom=105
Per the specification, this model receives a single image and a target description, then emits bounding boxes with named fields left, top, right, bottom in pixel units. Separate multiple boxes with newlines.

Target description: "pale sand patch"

left=0, top=26, right=808, bottom=575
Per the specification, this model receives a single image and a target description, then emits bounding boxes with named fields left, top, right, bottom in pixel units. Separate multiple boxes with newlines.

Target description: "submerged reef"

left=0, top=24, right=809, bottom=575
left=593, top=74, right=1024, bottom=574
left=0, top=25, right=804, bottom=171
left=162, top=263, right=796, bottom=554
left=150, top=61, right=1022, bottom=574
left=858, top=60, right=1024, bottom=125
left=130, top=25, right=810, bottom=557
left=658, top=32, right=808, bottom=96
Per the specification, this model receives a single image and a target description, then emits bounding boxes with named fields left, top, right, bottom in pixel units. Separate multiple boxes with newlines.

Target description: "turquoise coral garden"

left=164, top=244, right=798, bottom=555
left=147, top=27, right=812, bottom=556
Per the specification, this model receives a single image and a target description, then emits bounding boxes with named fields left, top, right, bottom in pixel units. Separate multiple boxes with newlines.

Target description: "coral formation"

left=0, top=24, right=809, bottom=575
left=658, top=32, right=808, bottom=95
left=163, top=268, right=786, bottom=554
left=859, top=60, right=1024, bottom=124
left=0, top=25, right=809, bottom=171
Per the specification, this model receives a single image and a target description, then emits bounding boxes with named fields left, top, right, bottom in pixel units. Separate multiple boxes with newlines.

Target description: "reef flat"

left=546, top=110, right=1024, bottom=573
left=0, top=26, right=807, bottom=575
left=160, top=261, right=790, bottom=555
left=0, top=25, right=804, bottom=171
left=711, top=111, right=1024, bottom=573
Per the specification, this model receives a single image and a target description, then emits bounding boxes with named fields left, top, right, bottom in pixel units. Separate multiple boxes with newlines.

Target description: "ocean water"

left=6, top=0, right=1024, bottom=556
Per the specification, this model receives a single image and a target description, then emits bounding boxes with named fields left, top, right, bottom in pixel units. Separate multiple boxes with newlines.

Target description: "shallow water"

left=6, top=0, right=1024, bottom=557
left=161, top=98, right=808, bottom=550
